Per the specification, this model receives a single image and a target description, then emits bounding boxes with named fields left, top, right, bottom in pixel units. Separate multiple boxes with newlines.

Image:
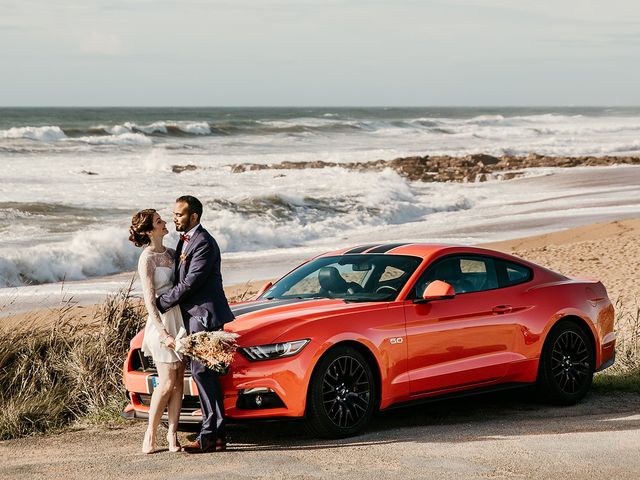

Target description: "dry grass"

left=593, top=299, right=640, bottom=392
left=0, top=281, right=145, bottom=440
left=610, top=299, right=640, bottom=372
left=227, top=281, right=259, bottom=303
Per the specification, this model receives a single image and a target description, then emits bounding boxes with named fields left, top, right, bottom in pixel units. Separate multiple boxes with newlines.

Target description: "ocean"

left=1, top=107, right=640, bottom=293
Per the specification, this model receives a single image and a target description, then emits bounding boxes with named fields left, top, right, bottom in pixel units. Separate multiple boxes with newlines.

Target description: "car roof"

left=321, top=243, right=471, bottom=257
left=318, top=243, right=535, bottom=265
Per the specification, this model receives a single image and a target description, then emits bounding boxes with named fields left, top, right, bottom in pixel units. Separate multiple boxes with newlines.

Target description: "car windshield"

left=260, top=254, right=422, bottom=302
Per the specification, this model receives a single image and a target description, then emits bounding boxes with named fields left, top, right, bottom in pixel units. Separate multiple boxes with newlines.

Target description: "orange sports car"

left=122, top=243, right=616, bottom=438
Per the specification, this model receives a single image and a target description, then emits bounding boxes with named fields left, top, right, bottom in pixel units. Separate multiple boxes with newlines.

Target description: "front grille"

left=137, top=393, right=201, bottom=412
left=133, top=349, right=191, bottom=373
left=140, top=351, right=156, bottom=371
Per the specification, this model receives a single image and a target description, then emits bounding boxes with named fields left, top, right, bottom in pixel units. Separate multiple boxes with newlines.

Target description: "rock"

left=228, top=154, right=640, bottom=184
left=231, top=164, right=247, bottom=173
left=501, top=171, right=525, bottom=181
left=171, top=164, right=198, bottom=174
left=466, top=153, right=500, bottom=166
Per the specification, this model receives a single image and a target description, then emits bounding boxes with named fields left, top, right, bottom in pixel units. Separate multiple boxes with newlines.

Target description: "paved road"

left=2, top=391, right=640, bottom=480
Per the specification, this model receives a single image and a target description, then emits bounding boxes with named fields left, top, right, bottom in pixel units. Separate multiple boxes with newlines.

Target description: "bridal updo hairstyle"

left=129, top=208, right=157, bottom=247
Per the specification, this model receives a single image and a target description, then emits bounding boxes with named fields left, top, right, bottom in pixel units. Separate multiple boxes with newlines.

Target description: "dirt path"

left=2, top=391, right=640, bottom=480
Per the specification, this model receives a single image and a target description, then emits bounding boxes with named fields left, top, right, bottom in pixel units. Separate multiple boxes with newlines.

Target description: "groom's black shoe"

left=214, top=438, right=227, bottom=452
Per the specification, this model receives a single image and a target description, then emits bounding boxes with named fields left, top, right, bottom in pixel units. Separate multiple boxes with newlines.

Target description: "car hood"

left=225, top=297, right=385, bottom=345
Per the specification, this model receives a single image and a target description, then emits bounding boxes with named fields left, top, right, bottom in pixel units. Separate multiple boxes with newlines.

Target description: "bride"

left=129, top=208, right=185, bottom=454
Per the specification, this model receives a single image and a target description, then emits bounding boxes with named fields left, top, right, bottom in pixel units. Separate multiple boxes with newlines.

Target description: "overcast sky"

left=1, top=0, right=639, bottom=106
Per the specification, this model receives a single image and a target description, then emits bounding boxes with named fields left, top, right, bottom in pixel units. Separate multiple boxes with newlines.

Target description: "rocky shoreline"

left=230, top=154, right=640, bottom=183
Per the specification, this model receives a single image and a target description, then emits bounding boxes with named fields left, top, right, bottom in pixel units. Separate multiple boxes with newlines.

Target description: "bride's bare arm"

left=138, top=251, right=172, bottom=345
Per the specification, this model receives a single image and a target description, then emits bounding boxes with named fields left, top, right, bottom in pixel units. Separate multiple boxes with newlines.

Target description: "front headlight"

left=240, top=339, right=310, bottom=361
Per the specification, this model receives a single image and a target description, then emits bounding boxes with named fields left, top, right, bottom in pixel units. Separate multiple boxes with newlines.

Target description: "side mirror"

left=256, top=281, right=273, bottom=298
left=413, top=280, right=455, bottom=304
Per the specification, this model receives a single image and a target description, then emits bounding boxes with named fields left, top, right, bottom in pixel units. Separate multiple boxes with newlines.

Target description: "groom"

left=156, top=195, right=235, bottom=453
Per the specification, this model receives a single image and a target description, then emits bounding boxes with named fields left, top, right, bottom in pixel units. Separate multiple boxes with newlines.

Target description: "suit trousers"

left=188, top=316, right=225, bottom=448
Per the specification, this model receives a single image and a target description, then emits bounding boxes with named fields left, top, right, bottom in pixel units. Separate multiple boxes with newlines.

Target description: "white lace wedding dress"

left=138, top=247, right=184, bottom=363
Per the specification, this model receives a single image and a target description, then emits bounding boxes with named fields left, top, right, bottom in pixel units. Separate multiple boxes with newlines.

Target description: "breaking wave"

left=0, top=126, right=67, bottom=142
left=0, top=169, right=474, bottom=286
left=0, top=227, right=140, bottom=287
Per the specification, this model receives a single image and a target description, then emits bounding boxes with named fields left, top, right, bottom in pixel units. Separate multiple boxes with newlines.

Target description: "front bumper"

left=123, top=347, right=313, bottom=422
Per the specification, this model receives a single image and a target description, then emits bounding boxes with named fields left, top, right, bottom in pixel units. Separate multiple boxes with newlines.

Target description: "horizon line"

left=1, top=105, right=639, bottom=109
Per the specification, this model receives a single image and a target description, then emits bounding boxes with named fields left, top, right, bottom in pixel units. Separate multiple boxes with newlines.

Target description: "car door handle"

left=492, top=305, right=513, bottom=314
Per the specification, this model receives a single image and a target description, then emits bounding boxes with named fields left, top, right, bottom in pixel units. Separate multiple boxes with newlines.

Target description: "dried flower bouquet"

left=175, top=328, right=239, bottom=374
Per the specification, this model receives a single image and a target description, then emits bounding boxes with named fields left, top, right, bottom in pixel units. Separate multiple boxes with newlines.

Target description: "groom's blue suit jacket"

left=156, top=225, right=235, bottom=331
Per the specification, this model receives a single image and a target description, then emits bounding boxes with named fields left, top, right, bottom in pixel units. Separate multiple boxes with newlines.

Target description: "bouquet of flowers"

left=175, top=328, right=239, bottom=374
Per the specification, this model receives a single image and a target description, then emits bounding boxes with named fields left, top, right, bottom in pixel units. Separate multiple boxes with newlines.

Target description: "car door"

left=403, top=255, right=523, bottom=395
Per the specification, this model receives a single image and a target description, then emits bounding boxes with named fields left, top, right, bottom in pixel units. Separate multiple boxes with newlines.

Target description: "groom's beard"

left=176, top=220, right=195, bottom=232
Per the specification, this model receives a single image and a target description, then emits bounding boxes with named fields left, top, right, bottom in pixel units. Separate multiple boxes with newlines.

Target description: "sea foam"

left=71, top=132, right=153, bottom=146
left=0, top=227, right=140, bottom=287
left=1, top=126, right=67, bottom=142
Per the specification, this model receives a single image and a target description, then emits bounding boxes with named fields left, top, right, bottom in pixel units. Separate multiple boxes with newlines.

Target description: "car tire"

left=306, top=346, right=376, bottom=438
left=536, top=320, right=594, bottom=405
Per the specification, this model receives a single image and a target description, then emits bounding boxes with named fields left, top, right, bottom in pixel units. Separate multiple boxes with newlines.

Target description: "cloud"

left=80, top=32, right=124, bottom=56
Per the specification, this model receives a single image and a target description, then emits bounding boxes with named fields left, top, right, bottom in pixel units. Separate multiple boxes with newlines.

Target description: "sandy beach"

left=0, top=277, right=269, bottom=330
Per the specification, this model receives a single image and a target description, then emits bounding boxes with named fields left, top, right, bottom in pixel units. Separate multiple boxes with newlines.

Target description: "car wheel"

left=536, top=320, right=594, bottom=405
left=306, top=346, right=376, bottom=438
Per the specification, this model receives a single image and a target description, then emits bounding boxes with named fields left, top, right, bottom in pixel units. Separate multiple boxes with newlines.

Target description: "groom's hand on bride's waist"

left=155, top=295, right=168, bottom=314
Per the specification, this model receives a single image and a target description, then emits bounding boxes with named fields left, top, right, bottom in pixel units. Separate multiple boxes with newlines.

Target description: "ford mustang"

left=122, top=243, right=616, bottom=438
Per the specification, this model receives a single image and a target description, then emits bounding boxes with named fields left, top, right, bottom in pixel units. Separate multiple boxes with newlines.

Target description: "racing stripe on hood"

left=230, top=298, right=314, bottom=317
left=344, top=244, right=382, bottom=254
left=366, top=243, right=411, bottom=253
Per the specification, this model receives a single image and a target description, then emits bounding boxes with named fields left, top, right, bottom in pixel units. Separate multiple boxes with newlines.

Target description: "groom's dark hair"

left=177, top=195, right=203, bottom=221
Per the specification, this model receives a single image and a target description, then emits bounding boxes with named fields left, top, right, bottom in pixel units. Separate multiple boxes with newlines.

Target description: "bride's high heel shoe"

left=142, top=429, right=157, bottom=454
left=167, top=431, right=181, bottom=453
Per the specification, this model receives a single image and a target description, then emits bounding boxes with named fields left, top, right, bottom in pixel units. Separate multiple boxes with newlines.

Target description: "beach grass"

left=0, top=281, right=145, bottom=440
left=227, top=281, right=259, bottom=303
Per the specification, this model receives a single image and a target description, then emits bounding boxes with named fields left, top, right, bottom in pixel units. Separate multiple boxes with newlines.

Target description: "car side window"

left=414, top=255, right=499, bottom=297
left=459, top=257, right=498, bottom=292
left=496, top=260, right=532, bottom=287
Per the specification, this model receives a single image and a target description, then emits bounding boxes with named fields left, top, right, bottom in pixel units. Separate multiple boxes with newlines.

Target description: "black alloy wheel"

left=307, top=346, right=376, bottom=438
left=536, top=320, right=594, bottom=405
left=551, top=330, right=591, bottom=394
